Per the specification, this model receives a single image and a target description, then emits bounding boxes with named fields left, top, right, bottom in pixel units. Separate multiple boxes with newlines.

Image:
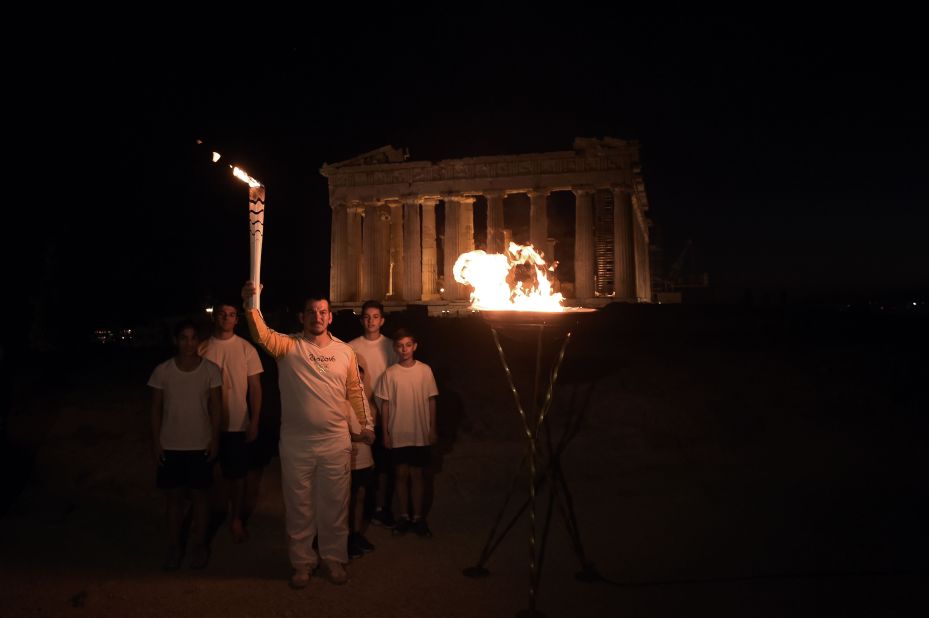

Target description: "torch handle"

left=249, top=234, right=263, bottom=311
left=248, top=186, right=266, bottom=312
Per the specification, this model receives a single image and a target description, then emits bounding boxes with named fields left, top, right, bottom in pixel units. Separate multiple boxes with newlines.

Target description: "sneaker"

left=392, top=515, right=412, bottom=536
left=347, top=534, right=364, bottom=560
left=162, top=546, right=182, bottom=571
left=189, top=544, right=210, bottom=569
left=289, top=568, right=311, bottom=589
left=371, top=509, right=396, bottom=529
left=324, top=560, right=348, bottom=585
left=355, top=533, right=375, bottom=553
left=412, top=518, right=433, bottom=538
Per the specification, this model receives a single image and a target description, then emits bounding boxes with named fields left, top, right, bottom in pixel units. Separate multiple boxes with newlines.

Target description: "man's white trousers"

left=279, top=435, right=351, bottom=568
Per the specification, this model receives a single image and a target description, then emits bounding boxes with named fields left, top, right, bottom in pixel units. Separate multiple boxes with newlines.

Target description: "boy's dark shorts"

left=373, top=425, right=391, bottom=471
left=351, top=466, right=375, bottom=492
left=157, top=450, right=213, bottom=490
left=248, top=427, right=275, bottom=470
left=218, top=431, right=273, bottom=478
left=390, top=446, right=431, bottom=468
left=219, top=432, right=250, bottom=479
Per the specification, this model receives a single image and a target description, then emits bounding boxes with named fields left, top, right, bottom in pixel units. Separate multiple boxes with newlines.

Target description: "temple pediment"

left=572, top=136, right=631, bottom=155
left=322, top=145, right=409, bottom=174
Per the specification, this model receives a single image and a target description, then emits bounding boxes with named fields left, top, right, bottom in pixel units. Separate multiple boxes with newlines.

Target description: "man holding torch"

left=223, top=154, right=371, bottom=585
left=241, top=281, right=373, bottom=588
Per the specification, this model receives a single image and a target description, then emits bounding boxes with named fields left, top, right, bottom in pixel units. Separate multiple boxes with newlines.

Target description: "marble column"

left=346, top=205, right=363, bottom=302
left=387, top=200, right=404, bottom=299
left=402, top=197, right=422, bottom=302
left=421, top=198, right=439, bottom=300
left=485, top=190, right=505, bottom=254
left=459, top=196, right=475, bottom=254
left=641, top=220, right=651, bottom=301
left=329, top=201, right=348, bottom=302
left=528, top=190, right=549, bottom=255
left=612, top=188, right=636, bottom=301
left=632, top=198, right=651, bottom=302
left=572, top=187, right=594, bottom=299
left=593, top=190, right=614, bottom=296
left=443, top=197, right=462, bottom=300
left=362, top=202, right=390, bottom=301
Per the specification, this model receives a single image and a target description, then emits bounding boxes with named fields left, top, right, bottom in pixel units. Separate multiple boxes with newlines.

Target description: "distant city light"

left=206, top=306, right=214, bottom=314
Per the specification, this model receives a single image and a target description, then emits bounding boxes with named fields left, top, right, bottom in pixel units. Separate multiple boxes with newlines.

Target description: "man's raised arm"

left=242, top=281, right=294, bottom=359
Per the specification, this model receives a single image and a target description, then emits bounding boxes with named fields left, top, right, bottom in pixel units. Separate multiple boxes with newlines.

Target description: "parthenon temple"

left=321, top=137, right=652, bottom=312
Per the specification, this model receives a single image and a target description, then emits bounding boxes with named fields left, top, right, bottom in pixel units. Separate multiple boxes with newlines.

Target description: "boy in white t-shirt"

left=348, top=300, right=397, bottom=530
left=374, top=328, right=438, bottom=538
left=148, top=320, right=222, bottom=570
left=199, top=302, right=264, bottom=544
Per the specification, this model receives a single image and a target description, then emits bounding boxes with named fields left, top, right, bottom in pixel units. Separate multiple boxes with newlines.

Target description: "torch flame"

left=232, top=166, right=263, bottom=188
left=206, top=145, right=263, bottom=188
left=453, top=242, right=565, bottom=312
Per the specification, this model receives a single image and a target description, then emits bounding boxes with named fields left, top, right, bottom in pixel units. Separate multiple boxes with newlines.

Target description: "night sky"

left=31, top=16, right=928, bottom=338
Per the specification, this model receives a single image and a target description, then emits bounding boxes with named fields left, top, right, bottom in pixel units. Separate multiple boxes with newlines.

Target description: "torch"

left=211, top=148, right=265, bottom=311
left=237, top=169, right=266, bottom=311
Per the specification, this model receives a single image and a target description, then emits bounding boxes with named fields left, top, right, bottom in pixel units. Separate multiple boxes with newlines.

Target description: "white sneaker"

left=289, top=568, right=311, bottom=589
left=324, top=560, right=348, bottom=585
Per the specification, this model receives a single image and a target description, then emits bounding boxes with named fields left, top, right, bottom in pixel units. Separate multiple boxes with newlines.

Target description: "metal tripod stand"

left=463, top=311, right=598, bottom=618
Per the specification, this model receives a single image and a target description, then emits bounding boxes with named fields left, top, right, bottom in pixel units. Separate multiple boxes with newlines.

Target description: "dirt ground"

left=2, top=306, right=927, bottom=617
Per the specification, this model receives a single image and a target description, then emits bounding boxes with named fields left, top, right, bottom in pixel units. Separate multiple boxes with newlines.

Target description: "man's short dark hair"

left=302, top=294, right=331, bottom=311
left=173, top=318, right=201, bottom=339
left=361, top=300, right=385, bottom=315
left=393, top=328, right=416, bottom=344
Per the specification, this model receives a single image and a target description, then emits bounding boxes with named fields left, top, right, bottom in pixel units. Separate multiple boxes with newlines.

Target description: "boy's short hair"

left=392, top=328, right=416, bottom=344
left=213, top=301, right=240, bottom=319
left=360, top=299, right=385, bottom=315
left=173, top=318, right=201, bottom=339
